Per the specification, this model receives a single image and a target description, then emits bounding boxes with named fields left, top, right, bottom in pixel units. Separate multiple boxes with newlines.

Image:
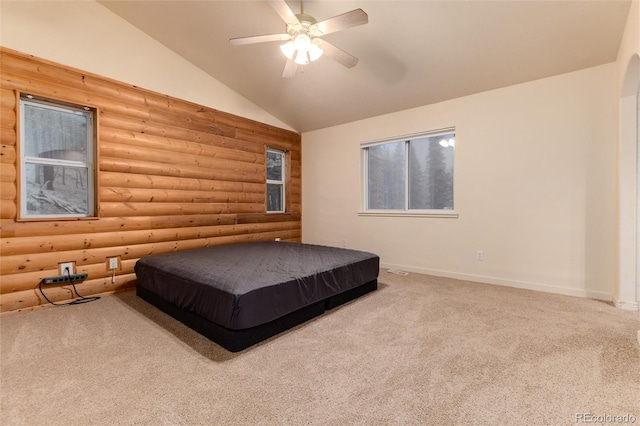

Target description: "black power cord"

left=38, top=268, right=100, bottom=306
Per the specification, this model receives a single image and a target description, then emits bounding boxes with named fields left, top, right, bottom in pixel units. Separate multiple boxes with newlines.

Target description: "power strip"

left=41, top=273, right=88, bottom=285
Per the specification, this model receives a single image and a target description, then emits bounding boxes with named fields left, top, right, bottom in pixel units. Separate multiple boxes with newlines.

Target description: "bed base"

left=136, top=279, right=377, bottom=352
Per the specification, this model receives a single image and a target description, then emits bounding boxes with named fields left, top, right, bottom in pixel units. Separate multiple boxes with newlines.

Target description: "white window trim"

left=359, top=127, right=457, bottom=218
left=19, top=96, right=95, bottom=219
left=266, top=147, right=285, bottom=213
left=358, top=210, right=459, bottom=218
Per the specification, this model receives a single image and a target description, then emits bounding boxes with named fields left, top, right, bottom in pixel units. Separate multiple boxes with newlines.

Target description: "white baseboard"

left=380, top=262, right=614, bottom=303
left=613, top=297, right=640, bottom=311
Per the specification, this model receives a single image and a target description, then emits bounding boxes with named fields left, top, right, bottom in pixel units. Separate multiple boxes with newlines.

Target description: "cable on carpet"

left=38, top=269, right=100, bottom=306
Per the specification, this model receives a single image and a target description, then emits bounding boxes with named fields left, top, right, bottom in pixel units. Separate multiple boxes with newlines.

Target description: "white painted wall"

left=616, top=0, right=640, bottom=310
left=0, top=0, right=293, bottom=131
left=303, top=64, right=617, bottom=301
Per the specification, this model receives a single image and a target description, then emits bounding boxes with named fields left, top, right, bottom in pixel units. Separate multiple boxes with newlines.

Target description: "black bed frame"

left=137, top=279, right=377, bottom=352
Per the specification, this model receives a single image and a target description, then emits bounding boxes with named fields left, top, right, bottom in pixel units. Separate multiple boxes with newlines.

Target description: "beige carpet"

left=1, top=270, right=638, bottom=425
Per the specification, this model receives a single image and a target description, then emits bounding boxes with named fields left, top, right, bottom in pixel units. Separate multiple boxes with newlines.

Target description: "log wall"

left=0, top=48, right=302, bottom=313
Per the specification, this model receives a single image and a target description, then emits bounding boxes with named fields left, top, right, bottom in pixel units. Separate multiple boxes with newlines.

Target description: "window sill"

left=358, top=210, right=458, bottom=218
left=17, top=216, right=99, bottom=222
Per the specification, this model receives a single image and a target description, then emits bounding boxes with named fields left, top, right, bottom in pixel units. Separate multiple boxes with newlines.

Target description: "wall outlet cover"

left=59, top=262, right=75, bottom=275
left=106, top=257, right=121, bottom=270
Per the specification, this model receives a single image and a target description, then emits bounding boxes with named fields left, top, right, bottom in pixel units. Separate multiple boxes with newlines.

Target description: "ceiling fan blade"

left=282, top=59, right=298, bottom=78
left=313, top=8, right=368, bottom=35
left=317, top=39, right=359, bottom=68
left=229, top=33, right=291, bottom=46
left=268, top=0, right=300, bottom=25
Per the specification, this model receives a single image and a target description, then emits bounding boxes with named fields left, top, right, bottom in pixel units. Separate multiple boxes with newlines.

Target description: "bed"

left=134, top=241, right=379, bottom=352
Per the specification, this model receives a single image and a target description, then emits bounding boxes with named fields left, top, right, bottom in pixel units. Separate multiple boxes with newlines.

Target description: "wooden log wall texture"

left=0, top=48, right=302, bottom=313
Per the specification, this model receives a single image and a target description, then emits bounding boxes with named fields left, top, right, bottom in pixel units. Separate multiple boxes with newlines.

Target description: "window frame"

left=18, top=93, right=97, bottom=220
left=266, top=147, right=286, bottom=214
left=360, top=127, right=457, bottom=218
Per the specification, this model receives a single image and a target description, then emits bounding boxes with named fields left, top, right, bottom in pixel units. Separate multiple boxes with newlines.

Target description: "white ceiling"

left=100, top=0, right=630, bottom=133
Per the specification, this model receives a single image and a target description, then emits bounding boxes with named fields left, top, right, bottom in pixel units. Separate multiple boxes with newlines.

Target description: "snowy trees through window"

left=362, top=128, right=455, bottom=213
left=19, top=95, right=95, bottom=219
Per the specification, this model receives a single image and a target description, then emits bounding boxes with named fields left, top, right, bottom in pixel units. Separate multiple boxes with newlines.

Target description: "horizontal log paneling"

left=1, top=107, right=16, bottom=129
left=99, top=156, right=265, bottom=184
left=1, top=144, right=16, bottom=163
left=1, top=89, right=15, bottom=108
left=100, top=112, right=267, bottom=155
left=1, top=201, right=16, bottom=219
left=99, top=187, right=266, bottom=204
left=0, top=274, right=137, bottom=312
left=1, top=127, right=16, bottom=146
left=99, top=172, right=265, bottom=194
left=1, top=182, right=16, bottom=200
left=99, top=201, right=265, bottom=217
left=4, top=55, right=299, bottom=142
left=0, top=214, right=244, bottom=238
left=0, top=47, right=301, bottom=312
left=237, top=212, right=301, bottom=224
left=1, top=258, right=138, bottom=294
left=100, top=140, right=264, bottom=175
left=1, top=163, right=16, bottom=182
left=4, top=56, right=296, bottom=143
left=2, top=229, right=302, bottom=276
left=101, top=126, right=264, bottom=165
left=2, top=221, right=300, bottom=258
left=3, top=70, right=204, bottom=130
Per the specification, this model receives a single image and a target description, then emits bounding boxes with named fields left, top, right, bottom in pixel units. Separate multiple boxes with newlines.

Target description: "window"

left=362, top=128, right=455, bottom=215
left=266, top=148, right=285, bottom=213
left=19, top=95, right=95, bottom=219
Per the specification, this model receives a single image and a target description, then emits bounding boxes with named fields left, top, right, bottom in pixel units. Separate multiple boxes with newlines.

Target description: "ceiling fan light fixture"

left=282, top=33, right=322, bottom=64
left=294, top=49, right=310, bottom=65
left=230, top=1, right=368, bottom=77
left=280, top=41, right=295, bottom=59
left=309, top=40, right=323, bottom=61
left=294, top=33, right=311, bottom=51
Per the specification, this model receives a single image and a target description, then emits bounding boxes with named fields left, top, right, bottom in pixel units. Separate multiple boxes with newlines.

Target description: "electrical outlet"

left=476, top=250, right=484, bottom=261
left=59, top=262, right=75, bottom=275
left=107, top=257, right=119, bottom=270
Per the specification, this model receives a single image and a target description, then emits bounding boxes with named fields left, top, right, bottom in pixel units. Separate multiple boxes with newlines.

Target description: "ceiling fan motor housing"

left=287, top=13, right=322, bottom=38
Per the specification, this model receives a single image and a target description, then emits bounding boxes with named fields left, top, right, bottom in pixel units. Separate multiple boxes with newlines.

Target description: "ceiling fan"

left=229, top=0, right=368, bottom=78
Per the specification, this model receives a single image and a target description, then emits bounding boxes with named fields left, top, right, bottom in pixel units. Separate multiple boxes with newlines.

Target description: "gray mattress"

left=134, top=242, right=380, bottom=330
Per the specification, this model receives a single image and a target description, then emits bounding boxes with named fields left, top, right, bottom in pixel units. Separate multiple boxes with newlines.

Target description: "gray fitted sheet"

left=134, top=242, right=380, bottom=330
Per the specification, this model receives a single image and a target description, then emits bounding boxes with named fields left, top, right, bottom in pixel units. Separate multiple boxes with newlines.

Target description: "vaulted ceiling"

left=100, top=1, right=630, bottom=133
